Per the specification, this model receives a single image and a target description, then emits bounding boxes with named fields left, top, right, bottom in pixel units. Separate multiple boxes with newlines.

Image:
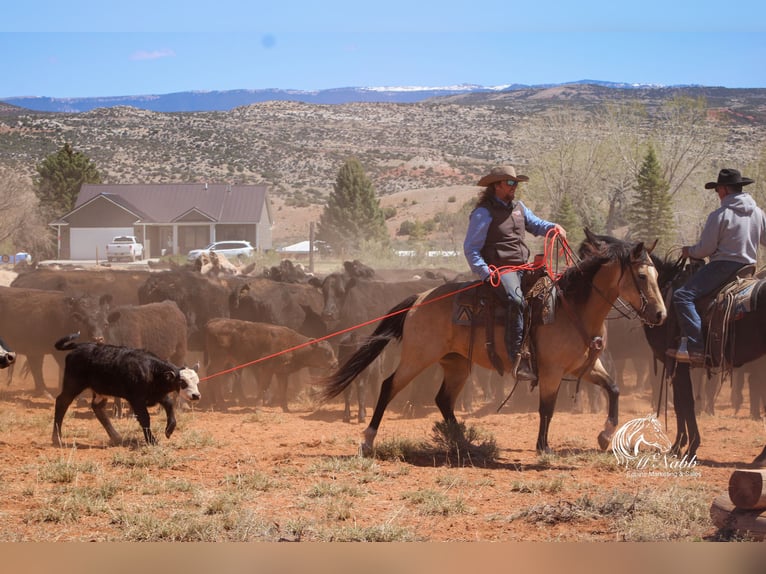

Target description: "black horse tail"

left=54, top=332, right=82, bottom=352
left=316, top=294, right=417, bottom=402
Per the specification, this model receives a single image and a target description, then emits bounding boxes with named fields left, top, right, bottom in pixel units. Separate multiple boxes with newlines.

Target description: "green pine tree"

left=552, top=193, right=583, bottom=248
left=34, top=143, right=101, bottom=218
left=317, top=158, right=389, bottom=256
left=626, top=145, right=675, bottom=249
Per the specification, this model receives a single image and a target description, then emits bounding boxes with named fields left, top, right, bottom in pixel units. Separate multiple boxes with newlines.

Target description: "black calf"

left=0, top=336, right=16, bottom=369
left=52, top=333, right=200, bottom=447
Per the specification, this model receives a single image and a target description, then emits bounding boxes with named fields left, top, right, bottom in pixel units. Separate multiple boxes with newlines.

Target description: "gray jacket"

left=688, top=192, right=766, bottom=264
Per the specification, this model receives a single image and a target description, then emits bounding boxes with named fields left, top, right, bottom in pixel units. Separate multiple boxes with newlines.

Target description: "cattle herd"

left=0, top=258, right=465, bottom=447
left=1, top=256, right=763, bottom=452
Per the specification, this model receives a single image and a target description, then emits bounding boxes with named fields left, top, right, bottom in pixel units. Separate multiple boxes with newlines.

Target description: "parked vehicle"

left=0, top=252, right=32, bottom=265
left=106, top=236, right=144, bottom=262
left=187, top=240, right=255, bottom=262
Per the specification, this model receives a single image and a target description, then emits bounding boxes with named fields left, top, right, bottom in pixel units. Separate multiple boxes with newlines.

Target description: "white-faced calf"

left=52, top=333, right=200, bottom=447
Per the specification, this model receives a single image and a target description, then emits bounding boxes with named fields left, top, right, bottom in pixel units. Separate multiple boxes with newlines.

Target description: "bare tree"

left=528, top=108, right=618, bottom=237
left=0, top=167, right=53, bottom=258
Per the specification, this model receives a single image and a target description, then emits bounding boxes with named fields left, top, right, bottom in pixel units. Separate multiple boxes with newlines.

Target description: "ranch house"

left=50, top=183, right=273, bottom=260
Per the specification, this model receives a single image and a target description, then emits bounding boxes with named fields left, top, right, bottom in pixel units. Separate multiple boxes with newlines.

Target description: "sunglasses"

left=506, top=180, right=518, bottom=187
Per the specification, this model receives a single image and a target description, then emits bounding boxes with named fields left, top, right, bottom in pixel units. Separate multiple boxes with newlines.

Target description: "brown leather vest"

left=478, top=199, right=530, bottom=266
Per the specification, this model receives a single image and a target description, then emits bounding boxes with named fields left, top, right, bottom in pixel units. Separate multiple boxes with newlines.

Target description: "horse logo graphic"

left=610, top=414, right=672, bottom=467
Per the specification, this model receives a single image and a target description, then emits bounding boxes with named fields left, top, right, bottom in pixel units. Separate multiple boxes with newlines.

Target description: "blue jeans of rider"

left=500, top=269, right=525, bottom=357
left=672, top=260, right=744, bottom=353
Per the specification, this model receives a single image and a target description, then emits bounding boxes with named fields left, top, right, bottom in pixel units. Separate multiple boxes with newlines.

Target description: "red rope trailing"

left=200, top=229, right=574, bottom=383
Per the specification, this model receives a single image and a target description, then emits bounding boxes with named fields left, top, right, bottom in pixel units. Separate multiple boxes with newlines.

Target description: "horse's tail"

left=315, top=294, right=417, bottom=402
left=54, top=332, right=82, bottom=352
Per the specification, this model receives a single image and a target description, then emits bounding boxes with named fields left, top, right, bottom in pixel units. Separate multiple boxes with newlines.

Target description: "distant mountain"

left=1, top=80, right=678, bottom=113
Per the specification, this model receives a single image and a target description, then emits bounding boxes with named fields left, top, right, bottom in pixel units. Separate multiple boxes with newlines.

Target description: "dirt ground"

left=1, top=355, right=765, bottom=543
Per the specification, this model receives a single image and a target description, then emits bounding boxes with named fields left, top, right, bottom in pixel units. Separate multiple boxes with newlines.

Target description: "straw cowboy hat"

left=478, top=165, right=530, bottom=187
left=704, top=168, right=754, bottom=189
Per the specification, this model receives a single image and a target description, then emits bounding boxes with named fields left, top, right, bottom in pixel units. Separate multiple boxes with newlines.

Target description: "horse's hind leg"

left=434, top=354, right=471, bottom=423
left=362, top=357, right=432, bottom=456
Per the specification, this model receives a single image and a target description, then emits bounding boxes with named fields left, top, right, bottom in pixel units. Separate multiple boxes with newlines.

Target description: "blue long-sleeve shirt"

left=463, top=197, right=556, bottom=280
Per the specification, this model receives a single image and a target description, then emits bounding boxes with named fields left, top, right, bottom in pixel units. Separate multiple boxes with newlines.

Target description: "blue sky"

left=1, top=1, right=765, bottom=98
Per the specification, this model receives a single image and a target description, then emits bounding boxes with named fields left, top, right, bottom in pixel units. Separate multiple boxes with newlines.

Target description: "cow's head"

left=0, top=336, right=17, bottom=369
left=67, top=293, right=112, bottom=343
left=312, top=272, right=354, bottom=324
left=177, top=363, right=201, bottom=401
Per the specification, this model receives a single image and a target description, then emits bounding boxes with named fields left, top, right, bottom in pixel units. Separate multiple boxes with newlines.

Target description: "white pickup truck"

left=106, top=235, right=144, bottom=262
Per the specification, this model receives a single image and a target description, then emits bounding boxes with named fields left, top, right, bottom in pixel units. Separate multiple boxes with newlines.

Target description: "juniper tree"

left=317, top=157, right=389, bottom=256
left=626, top=145, right=676, bottom=249
left=34, top=142, right=101, bottom=218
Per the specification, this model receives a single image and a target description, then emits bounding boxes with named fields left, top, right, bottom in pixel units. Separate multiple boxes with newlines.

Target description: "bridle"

left=607, top=249, right=659, bottom=324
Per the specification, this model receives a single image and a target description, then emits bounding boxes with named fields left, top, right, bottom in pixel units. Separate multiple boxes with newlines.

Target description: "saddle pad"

left=452, top=282, right=504, bottom=326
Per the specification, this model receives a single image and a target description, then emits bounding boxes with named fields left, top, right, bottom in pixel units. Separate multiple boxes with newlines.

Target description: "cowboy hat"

left=478, top=165, right=530, bottom=187
left=704, top=168, right=754, bottom=189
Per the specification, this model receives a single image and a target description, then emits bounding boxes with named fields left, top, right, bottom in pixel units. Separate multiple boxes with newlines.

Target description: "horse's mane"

left=557, top=236, right=636, bottom=305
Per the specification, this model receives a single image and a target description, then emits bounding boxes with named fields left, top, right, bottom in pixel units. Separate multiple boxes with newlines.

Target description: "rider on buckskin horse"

left=667, top=168, right=766, bottom=365
left=463, top=165, right=567, bottom=381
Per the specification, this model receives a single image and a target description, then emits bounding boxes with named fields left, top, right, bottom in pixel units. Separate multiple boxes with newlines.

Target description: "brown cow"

left=204, top=318, right=337, bottom=411
left=104, top=300, right=188, bottom=366
left=0, top=286, right=110, bottom=397
left=11, top=268, right=150, bottom=306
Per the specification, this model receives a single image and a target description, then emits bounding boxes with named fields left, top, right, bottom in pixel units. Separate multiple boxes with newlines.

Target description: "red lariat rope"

left=486, top=227, right=574, bottom=287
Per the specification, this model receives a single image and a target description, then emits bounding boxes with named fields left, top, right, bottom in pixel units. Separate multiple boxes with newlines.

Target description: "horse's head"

left=580, top=228, right=667, bottom=326
left=622, top=240, right=667, bottom=326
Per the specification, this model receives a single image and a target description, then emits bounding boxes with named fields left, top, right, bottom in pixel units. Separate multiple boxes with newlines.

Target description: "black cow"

left=52, top=333, right=201, bottom=447
left=0, top=336, right=16, bottom=369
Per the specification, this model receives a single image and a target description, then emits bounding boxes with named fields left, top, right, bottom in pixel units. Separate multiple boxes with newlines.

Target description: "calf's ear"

left=164, top=370, right=177, bottom=382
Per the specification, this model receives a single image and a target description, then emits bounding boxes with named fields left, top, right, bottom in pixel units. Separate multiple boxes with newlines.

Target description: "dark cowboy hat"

left=478, top=165, right=530, bottom=187
left=704, top=168, right=755, bottom=189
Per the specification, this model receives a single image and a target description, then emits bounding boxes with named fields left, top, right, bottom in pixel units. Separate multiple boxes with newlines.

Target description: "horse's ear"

left=631, top=241, right=646, bottom=260
left=646, top=238, right=658, bottom=254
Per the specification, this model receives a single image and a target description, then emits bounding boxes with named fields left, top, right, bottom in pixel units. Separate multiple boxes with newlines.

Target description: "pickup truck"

left=106, top=235, right=144, bottom=262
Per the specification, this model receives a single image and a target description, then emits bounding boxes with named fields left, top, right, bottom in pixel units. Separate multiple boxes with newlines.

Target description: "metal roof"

left=71, top=183, right=271, bottom=224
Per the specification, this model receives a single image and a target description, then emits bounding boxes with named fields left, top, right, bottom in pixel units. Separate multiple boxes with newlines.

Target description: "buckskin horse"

left=316, top=229, right=666, bottom=456
left=643, top=254, right=766, bottom=467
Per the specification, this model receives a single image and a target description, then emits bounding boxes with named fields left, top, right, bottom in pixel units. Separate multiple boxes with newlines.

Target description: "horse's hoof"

left=358, top=442, right=373, bottom=458
left=35, top=390, right=55, bottom=401
left=597, top=431, right=612, bottom=451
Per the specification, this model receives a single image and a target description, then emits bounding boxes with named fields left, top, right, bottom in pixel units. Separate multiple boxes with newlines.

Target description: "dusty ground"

left=1, top=357, right=764, bottom=542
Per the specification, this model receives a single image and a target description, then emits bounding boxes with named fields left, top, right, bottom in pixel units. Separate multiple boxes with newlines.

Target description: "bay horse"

left=316, top=230, right=666, bottom=456
left=644, top=254, right=766, bottom=467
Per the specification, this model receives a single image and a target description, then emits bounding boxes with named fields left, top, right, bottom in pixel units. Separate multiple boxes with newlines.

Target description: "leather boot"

left=511, top=354, right=537, bottom=382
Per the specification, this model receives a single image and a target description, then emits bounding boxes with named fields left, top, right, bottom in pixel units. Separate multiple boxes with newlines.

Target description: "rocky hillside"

left=2, top=84, right=765, bottom=245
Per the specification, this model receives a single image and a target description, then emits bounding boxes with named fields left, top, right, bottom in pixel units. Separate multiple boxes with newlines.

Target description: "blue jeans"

left=499, top=270, right=525, bottom=357
left=672, top=260, right=744, bottom=352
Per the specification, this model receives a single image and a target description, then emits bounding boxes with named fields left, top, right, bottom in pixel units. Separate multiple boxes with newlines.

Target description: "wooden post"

left=309, top=221, right=315, bottom=275
left=729, top=469, right=766, bottom=509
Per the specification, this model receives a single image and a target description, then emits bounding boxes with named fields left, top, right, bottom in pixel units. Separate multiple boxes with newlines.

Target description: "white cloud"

left=130, top=49, right=176, bottom=61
